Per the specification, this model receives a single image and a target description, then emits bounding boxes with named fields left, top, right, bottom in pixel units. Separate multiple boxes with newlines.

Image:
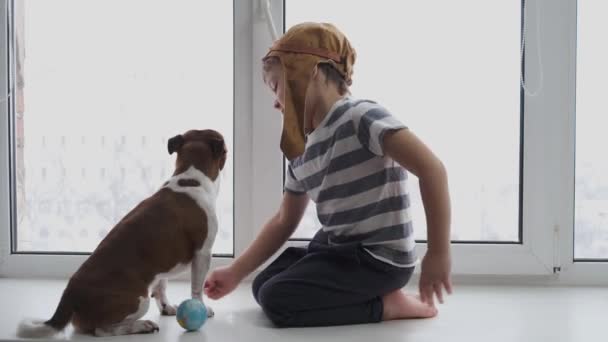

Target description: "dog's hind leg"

left=93, top=297, right=159, bottom=337
left=94, top=320, right=159, bottom=337
left=151, top=279, right=177, bottom=316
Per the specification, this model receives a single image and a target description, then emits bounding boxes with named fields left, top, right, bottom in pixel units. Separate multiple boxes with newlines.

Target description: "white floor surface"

left=0, top=279, right=605, bottom=342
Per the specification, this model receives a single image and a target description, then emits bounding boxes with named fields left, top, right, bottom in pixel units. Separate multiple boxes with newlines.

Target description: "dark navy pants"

left=252, top=230, right=414, bottom=327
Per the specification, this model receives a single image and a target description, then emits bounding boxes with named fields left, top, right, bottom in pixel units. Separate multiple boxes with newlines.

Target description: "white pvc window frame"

left=0, top=0, right=255, bottom=278
left=1, top=0, right=606, bottom=285
left=255, top=0, right=608, bottom=285
left=260, top=0, right=557, bottom=277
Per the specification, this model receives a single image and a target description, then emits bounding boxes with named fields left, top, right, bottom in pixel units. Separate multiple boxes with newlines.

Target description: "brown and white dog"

left=17, top=129, right=227, bottom=338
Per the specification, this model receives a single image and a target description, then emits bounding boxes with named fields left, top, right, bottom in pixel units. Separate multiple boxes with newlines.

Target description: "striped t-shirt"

left=285, top=97, right=416, bottom=267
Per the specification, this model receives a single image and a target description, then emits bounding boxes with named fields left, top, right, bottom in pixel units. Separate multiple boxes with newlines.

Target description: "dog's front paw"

left=161, top=303, right=177, bottom=316
left=206, top=305, right=214, bottom=318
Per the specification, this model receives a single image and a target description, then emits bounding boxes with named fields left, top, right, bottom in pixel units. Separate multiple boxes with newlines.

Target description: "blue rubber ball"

left=176, top=299, right=207, bottom=331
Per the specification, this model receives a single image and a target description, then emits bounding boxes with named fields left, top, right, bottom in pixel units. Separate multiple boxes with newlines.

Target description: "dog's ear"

left=208, top=138, right=226, bottom=160
left=167, top=135, right=185, bottom=154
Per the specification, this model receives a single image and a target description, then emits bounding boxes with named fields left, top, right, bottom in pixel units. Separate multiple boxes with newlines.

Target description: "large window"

left=10, top=0, right=234, bottom=254
left=2, top=0, right=606, bottom=283
left=575, top=0, right=608, bottom=260
left=287, top=0, right=522, bottom=243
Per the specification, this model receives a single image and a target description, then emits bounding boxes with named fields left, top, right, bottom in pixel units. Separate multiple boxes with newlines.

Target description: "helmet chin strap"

left=303, top=67, right=320, bottom=136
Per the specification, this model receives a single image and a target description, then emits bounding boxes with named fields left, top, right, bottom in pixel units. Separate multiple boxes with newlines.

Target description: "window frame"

left=2, top=0, right=607, bottom=285
left=0, top=0, right=252, bottom=278
left=271, top=0, right=608, bottom=284
left=272, top=0, right=553, bottom=276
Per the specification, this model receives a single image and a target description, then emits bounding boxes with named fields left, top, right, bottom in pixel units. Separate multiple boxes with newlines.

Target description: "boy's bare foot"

left=382, top=290, right=438, bottom=320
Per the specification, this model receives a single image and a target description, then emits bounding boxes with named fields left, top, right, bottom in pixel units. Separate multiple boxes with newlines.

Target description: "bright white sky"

left=15, top=0, right=608, bottom=258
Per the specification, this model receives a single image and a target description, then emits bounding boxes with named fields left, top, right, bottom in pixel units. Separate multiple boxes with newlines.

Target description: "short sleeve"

left=284, top=164, right=306, bottom=195
left=352, top=104, right=407, bottom=156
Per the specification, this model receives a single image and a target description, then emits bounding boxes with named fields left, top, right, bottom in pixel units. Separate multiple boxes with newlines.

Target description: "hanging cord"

left=262, top=0, right=279, bottom=41
left=520, top=0, right=544, bottom=97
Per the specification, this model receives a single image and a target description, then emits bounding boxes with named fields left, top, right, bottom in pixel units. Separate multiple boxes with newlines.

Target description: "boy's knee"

left=251, top=273, right=266, bottom=304
left=257, top=281, right=293, bottom=327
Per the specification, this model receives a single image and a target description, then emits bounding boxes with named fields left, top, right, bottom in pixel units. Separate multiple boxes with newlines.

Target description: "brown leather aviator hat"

left=263, top=22, right=356, bottom=160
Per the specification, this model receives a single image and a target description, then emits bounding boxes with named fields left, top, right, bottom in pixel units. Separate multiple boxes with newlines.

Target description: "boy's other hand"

left=419, top=251, right=453, bottom=306
left=204, top=266, right=242, bottom=300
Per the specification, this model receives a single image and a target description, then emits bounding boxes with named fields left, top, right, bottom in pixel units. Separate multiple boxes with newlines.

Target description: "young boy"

left=204, top=22, right=452, bottom=327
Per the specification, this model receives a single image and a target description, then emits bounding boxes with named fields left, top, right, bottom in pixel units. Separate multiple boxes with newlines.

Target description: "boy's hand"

left=204, top=266, right=243, bottom=300
left=419, top=251, right=453, bottom=306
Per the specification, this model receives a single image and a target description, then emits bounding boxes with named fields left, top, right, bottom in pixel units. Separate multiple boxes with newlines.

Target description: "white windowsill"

left=0, top=278, right=604, bottom=342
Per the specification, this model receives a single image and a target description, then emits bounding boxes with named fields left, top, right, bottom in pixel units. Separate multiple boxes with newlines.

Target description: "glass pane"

left=575, top=1, right=608, bottom=259
left=287, top=0, right=521, bottom=242
left=12, top=0, right=234, bottom=254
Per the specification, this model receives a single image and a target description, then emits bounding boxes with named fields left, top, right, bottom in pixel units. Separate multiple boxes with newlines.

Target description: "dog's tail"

left=17, top=288, right=73, bottom=338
